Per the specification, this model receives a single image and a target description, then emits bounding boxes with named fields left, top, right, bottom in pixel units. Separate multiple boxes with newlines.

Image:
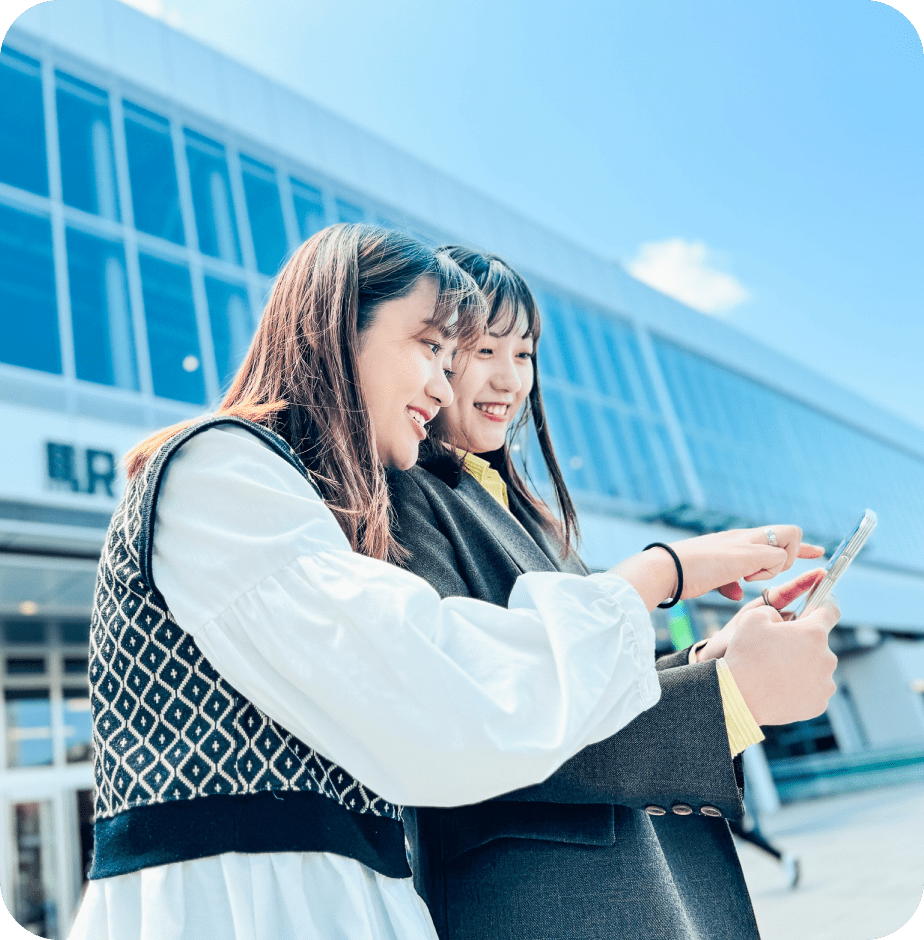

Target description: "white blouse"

left=70, top=425, right=659, bottom=940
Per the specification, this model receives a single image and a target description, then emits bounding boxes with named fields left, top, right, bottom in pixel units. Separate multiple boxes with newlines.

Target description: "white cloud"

left=627, top=238, right=750, bottom=316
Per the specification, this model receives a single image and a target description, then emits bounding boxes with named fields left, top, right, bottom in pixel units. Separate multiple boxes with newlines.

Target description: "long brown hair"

left=435, top=246, right=579, bottom=553
left=126, top=224, right=487, bottom=561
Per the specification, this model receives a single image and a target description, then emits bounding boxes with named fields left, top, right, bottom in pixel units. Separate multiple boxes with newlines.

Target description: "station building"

left=1, top=0, right=923, bottom=934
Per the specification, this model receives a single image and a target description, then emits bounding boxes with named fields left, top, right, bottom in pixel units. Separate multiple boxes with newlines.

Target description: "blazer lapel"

left=453, top=474, right=558, bottom=576
left=510, top=494, right=590, bottom=577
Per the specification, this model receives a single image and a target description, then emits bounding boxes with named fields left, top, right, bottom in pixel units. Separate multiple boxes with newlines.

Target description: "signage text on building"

left=46, top=442, right=117, bottom=497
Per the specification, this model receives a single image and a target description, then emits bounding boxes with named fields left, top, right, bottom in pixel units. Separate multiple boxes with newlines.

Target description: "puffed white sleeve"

left=152, top=426, right=659, bottom=807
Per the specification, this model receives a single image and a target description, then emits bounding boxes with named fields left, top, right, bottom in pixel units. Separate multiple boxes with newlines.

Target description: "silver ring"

left=766, top=528, right=778, bottom=547
left=762, top=589, right=775, bottom=607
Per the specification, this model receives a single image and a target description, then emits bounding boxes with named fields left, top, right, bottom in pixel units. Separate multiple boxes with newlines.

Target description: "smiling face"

left=355, top=276, right=457, bottom=470
left=441, top=319, right=535, bottom=454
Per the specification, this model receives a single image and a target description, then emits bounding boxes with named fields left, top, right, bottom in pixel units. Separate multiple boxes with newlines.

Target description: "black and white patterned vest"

left=88, top=417, right=409, bottom=879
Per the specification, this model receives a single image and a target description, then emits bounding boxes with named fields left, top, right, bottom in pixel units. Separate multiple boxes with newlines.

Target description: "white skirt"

left=68, top=852, right=438, bottom=940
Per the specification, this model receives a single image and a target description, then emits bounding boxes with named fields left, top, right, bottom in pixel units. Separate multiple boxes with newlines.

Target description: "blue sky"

left=4, top=0, right=924, bottom=430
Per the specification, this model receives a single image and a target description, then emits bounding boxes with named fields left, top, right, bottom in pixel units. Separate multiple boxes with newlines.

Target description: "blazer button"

left=672, top=803, right=693, bottom=815
left=701, top=805, right=723, bottom=818
left=645, top=805, right=667, bottom=816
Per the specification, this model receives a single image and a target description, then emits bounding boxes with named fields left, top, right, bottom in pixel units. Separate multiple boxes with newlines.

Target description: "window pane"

left=66, top=228, right=138, bottom=389
left=0, top=47, right=48, bottom=195
left=205, top=277, right=252, bottom=389
left=624, top=332, right=660, bottom=415
left=579, top=404, right=620, bottom=497
left=60, top=621, right=90, bottom=644
left=762, top=713, right=838, bottom=760
left=544, top=296, right=582, bottom=385
left=10, top=802, right=58, bottom=939
left=124, top=101, right=184, bottom=244
left=184, top=129, right=240, bottom=263
left=56, top=71, right=120, bottom=221
left=655, top=423, right=687, bottom=504
left=5, top=689, right=52, bottom=768
left=544, top=388, right=591, bottom=492
left=600, top=323, right=635, bottom=406
left=335, top=198, right=364, bottom=223
left=240, top=155, right=288, bottom=276
left=0, top=203, right=60, bottom=373
left=629, top=415, right=667, bottom=506
left=139, top=253, right=205, bottom=403
left=64, top=688, right=92, bottom=763
left=6, top=658, right=46, bottom=675
left=291, top=178, right=326, bottom=241
left=535, top=330, right=560, bottom=381
left=3, top=619, right=47, bottom=644
left=601, top=407, right=640, bottom=502
left=575, top=316, right=617, bottom=399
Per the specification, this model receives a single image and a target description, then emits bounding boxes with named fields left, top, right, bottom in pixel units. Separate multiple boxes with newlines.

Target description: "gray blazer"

left=388, top=456, right=761, bottom=940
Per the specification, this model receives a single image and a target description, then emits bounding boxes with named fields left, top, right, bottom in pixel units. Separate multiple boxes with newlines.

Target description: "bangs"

left=480, top=258, right=540, bottom=341
left=489, top=296, right=537, bottom=340
left=429, top=251, right=489, bottom=350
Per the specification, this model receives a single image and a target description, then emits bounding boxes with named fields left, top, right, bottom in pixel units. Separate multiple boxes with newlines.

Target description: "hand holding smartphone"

left=797, top=509, right=877, bottom=617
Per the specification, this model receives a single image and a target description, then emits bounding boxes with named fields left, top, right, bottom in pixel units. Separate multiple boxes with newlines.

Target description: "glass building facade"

left=4, top=33, right=921, bottom=573
left=1, top=10, right=923, bottom=935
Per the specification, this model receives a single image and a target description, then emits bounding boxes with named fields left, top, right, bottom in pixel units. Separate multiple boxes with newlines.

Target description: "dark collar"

left=417, top=446, right=464, bottom=489
left=415, top=446, right=588, bottom=576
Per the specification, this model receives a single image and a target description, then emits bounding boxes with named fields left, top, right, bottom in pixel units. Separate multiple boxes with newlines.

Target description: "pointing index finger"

left=770, top=568, right=825, bottom=609
left=797, top=543, right=826, bottom=559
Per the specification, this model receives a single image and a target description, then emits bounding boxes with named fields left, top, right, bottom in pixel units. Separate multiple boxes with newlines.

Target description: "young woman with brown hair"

left=68, top=223, right=692, bottom=940
left=388, top=247, right=838, bottom=940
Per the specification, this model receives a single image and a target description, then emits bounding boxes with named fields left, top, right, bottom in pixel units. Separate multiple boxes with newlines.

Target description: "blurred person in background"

left=388, top=247, right=839, bottom=940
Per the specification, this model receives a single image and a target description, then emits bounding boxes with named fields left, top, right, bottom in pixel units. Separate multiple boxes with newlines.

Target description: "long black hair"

left=436, top=246, right=579, bottom=554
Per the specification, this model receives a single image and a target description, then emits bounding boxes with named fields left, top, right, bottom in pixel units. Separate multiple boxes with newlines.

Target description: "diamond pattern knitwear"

left=87, top=417, right=408, bottom=880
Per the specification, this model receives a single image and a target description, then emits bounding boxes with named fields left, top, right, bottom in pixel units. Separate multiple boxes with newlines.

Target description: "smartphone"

left=798, top=509, right=877, bottom=617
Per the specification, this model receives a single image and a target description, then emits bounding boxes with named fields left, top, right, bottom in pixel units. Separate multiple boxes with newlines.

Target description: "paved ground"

left=735, top=780, right=924, bottom=940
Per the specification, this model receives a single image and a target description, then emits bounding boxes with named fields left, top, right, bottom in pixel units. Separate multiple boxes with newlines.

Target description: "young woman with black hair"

left=388, top=247, right=838, bottom=940
left=69, top=223, right=695, bottom=940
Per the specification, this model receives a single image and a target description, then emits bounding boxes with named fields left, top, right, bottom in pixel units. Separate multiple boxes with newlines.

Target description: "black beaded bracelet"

left=642, top=542, right=684, bottom=609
